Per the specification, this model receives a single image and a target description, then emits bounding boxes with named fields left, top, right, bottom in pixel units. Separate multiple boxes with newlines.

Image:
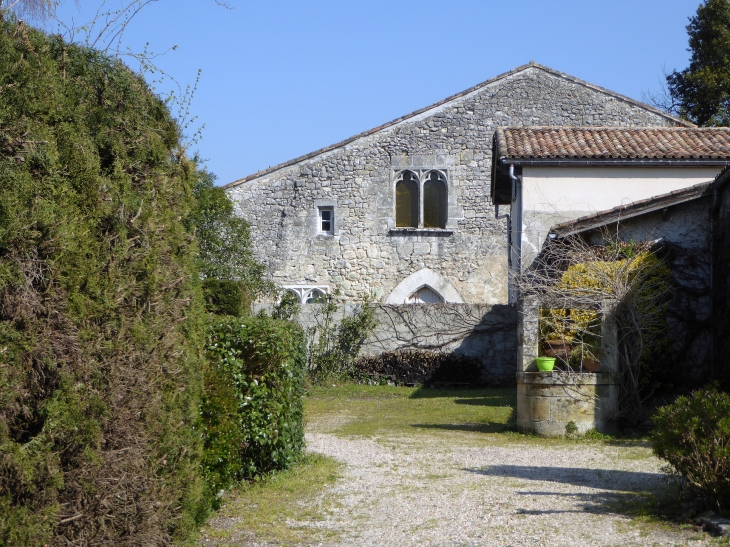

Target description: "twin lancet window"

left=395, top=170, right=448, bottom=229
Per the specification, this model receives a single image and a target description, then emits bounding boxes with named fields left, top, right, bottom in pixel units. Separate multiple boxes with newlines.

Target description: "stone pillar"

left=600, top=312, right=619, bottom=374
left=517, top=296, right=539, bottom=372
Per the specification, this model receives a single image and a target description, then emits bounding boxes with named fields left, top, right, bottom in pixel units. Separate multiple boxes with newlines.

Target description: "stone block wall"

left=226, top=65, right=680, bottom=308
left=228, top=64, right=680, bottom=372
left=272, top=303, right=518, bottom=384
left=516, top=372, right=619, bottom=436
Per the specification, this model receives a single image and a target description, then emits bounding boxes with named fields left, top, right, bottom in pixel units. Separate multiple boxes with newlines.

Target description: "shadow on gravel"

left=465, top=465, right=663, bottom=492
left=466, top=465, right=673, bottom=519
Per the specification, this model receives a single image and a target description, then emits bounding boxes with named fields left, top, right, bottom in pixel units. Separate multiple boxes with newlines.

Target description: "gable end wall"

left=227, top=67, right=679, bottom=307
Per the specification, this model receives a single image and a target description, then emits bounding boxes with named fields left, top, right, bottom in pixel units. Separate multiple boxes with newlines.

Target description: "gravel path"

left=303, top=432, right=711, bottom=547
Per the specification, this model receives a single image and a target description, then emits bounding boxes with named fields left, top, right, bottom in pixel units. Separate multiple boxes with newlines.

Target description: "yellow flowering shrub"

left=539, top=250, right=670, bottom=373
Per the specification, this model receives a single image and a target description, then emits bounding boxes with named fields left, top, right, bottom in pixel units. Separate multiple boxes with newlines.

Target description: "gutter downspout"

left=710, top=187, right=718, bottom=379
left=508, top=163, right=521, bottom=305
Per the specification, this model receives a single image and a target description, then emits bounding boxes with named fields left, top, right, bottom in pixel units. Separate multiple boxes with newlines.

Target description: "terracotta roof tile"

left=495, top=127, right=730, bottom=160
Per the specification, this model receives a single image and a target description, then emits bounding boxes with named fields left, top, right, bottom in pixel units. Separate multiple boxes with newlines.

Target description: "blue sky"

left=52, top=0, right=701, bottom=185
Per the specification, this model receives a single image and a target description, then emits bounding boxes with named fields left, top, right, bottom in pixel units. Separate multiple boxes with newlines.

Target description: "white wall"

left=522, top=166, right=717, bottom=212
left=517, top=165, right=720, bottom=268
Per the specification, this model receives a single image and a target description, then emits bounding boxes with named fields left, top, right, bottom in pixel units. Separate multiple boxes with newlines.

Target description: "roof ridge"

left=225, top=63, right=691, bottom=189
left=500, top=125, right=725, bottom=131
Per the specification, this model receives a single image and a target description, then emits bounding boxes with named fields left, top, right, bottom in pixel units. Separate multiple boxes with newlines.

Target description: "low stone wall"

left=264, top=303, right=518, bottom=384
left=516, top=372, right=619, bottom=436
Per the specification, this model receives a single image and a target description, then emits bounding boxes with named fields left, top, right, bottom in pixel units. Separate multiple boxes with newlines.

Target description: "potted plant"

left=535, top=356, right=556, bottom=371
left=581, top=347, right=602, bottom=372
left=544, top=338, right=572, bottom=359
left=569, top=337, right=602, bottom=373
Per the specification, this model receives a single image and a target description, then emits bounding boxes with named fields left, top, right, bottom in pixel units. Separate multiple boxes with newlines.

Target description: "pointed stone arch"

left=385, top=268, right=463, bottom=304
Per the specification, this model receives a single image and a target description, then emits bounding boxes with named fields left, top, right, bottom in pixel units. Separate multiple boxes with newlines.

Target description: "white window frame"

left=282, top=285, right=330, bottom=305
left=318, top=206, right=334, bottom=235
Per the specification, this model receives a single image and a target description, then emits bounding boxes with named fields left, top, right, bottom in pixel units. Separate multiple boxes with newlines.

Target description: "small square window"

left=318, top=207, right=334, bottom=235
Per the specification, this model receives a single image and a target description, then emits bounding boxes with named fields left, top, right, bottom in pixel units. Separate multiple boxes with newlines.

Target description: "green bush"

left=0, top=20, right=207, bottom=544
left=202, top=278, right=249, bottom=316
left=202, top=315, right=306, bottom=499
left=652, top=387, right=730, bottom=516
left=306, top=291, right=377, bottom=384
left=188, top=167, right=272, bottom=300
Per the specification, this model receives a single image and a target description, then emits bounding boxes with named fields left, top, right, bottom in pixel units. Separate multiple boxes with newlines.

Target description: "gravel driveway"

left=303, top=432, right=711, bottom=547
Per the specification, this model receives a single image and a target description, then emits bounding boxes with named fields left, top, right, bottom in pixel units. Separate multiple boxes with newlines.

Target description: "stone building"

left=490, top=127, right=730, bottom=434
left=224, top=63, right=688, bottom=382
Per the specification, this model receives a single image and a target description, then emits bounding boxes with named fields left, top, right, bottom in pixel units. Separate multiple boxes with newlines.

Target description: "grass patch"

left=305, top=384, right=517, bottom=439
left=610, top=487, right=722, bottom=542
left=199, top=453, right=343, bottom=545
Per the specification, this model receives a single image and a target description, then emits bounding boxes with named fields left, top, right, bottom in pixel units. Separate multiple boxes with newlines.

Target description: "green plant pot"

left=536, top=357, right=556, bottom=371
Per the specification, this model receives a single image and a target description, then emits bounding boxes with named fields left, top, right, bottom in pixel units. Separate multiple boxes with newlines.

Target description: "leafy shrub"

left=202, top=278, right=249, bottom=316
left=202, top=315, right=306, bottom=499
left=0, top=20, right=208, bottom=545
left=188, top=167, right=272, bottom=300
left=306, top=291, right=377, bottom=384
left=354, top=350, right=484, bottom=386
left=652, top=387, right=730, bottom=516
left=272, top=289, right=301, bottom=321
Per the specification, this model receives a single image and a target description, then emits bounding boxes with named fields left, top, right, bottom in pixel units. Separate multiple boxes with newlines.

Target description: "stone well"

left=516, top=372, right=619, bottom=436
left=516, top=297, right=620, bottom=436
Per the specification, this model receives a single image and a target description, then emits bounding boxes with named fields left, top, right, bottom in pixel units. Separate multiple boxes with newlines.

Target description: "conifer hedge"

left=0, top=20, right=208, bottom=545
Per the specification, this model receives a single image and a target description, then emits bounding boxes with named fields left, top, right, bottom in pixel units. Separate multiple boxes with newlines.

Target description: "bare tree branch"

left=513, top=231, right=671, bottom=424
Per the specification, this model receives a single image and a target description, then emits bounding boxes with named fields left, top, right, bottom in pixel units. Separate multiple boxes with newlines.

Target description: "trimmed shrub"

left=202, top=278, right=249, bottom=316
left=355, top=350, right=484, bottom=386
left=652, top=387, right=730, bottom=516
left=0, top=21, right=207, bottom=545
left=202, top=315, right=306, bottom=499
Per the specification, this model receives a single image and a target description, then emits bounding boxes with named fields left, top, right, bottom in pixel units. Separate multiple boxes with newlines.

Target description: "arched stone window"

left=285, top=289, right=299, bottom=301
left=395, top=171, right=419, bottom=228
left=305, top=288, right=325, bottom=304
left=385, top=268, right=463, bottom=304
left=406, top=285, right=444, bottom=304
left=423, top=171, right=447, bottom=229
left=282, top=285, right=329, bottom=304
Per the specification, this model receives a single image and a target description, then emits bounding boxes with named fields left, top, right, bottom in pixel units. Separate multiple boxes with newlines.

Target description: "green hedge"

left=0, top=20, right=207, bottom=545
left=202, top=278, right=250, bottom=317
left=201, top=315, right=306, bottom=500
left=652, top=387, right=730, bottom=516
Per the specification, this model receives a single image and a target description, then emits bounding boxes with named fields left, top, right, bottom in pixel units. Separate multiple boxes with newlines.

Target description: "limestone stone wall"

left=227, top=64, right=681, bottom=381
left=516, top=372, right=619, bottom=436
left=226, top=65, right=680, bottom=307
left=279, top=303, right=518, bottom=384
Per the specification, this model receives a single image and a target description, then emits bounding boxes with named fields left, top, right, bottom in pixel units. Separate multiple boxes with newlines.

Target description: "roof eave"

left=498, top=157, right=730, bottom=168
